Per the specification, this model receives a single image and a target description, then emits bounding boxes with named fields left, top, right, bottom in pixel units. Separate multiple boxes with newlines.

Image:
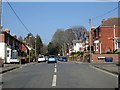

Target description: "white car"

left=9, top=58, right=20, bottom=64
left=38, top=56, right=46, bottom=63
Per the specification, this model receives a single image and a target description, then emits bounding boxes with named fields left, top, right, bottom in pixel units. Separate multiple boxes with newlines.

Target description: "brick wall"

left=92, top=54, right=118, bottom=63
left=101, top=27, right=115, bottom=52
left=0, top=34, right=5, bottom=42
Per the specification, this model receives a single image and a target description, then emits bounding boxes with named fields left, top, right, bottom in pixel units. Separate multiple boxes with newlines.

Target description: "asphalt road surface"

left=2, top=61, right=118, bottom=88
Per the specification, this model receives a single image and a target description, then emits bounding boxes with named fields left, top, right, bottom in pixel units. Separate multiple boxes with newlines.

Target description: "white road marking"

left=90, top=65, right=118, bottom=77
left=55, top=64, right=57, bottom=68
left=52, top=75, right=57, bottom=87
left=54, top=68, right=57, bottom=73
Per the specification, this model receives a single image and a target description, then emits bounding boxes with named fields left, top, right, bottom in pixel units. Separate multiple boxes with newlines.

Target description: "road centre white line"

left=90, top=65, right=118, bottom=77
left=55, top=64, right=57, bottom=68
left=52, top=75, right=57, bottom=87
left=54, top=68, right=57, bottom=73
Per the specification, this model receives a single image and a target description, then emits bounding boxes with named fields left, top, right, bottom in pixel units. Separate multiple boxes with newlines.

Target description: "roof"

left=101, top=18, right=120, bottom=27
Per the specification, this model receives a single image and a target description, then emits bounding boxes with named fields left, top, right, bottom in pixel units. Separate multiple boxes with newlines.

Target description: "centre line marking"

left=55, top=64, right=57, bottom=68
left=52, top=75, right=57, bottom=87
left=54, top=68, right=57, bottom=73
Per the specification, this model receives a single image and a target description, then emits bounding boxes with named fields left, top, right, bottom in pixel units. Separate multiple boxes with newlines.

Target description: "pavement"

left=0, top=62, right=37, bottom=74
left=91, top=62, right=119, bottom=75
left=70, top=60, right=119, bottom=75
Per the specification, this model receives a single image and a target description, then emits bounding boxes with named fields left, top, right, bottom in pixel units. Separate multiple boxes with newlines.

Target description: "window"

left=118, top=42, right=120, bottom=48
left=96, top=43, right=98, bottom=51
left=7, top=50, right=9, bottom=57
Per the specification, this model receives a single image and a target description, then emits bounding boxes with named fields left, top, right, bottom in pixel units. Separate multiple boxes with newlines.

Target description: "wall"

left=92, top=54, right=118, bottom=63
left=100, top=27, right=120, bottom=53
left=0, top=34, right=5, bottom=42
left=0, top=43, right=5, bottom=61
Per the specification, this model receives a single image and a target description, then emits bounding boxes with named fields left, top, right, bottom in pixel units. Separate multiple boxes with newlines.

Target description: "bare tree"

left=70, top=26, right=87, bottom=40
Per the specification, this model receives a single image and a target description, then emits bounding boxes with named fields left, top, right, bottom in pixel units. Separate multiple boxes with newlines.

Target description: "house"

left=21, top=43, right=29, bottom=63
left=92, top=18, right=120, bottom=54
left=0, top=28, right=27, bottom=63
left=72, top=40, right=85, bottom=52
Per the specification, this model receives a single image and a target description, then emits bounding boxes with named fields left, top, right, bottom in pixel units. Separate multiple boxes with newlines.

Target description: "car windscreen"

left=49, top=56, right=55, bottom=58
left=39, top=56, right=44, bottom=58
left=62, top=57, right=67, bottom=59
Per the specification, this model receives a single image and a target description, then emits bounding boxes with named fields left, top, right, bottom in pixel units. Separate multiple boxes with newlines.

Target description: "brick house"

left=93, top=18, right=120, bottom=54
left=0, top=29, right=28, bottom=63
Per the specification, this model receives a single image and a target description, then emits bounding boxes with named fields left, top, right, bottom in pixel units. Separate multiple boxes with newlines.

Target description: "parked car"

left=59, top=56, right=68, bottom=62
left=38, top=55, right=46, bottom=63
left=48, top=55, right=57, bottom=63
left=9, top=58, right=20, bottom=64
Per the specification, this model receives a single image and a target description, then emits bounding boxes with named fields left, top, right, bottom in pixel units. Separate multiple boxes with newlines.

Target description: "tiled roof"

left=101, top=17, right=120, bottom=27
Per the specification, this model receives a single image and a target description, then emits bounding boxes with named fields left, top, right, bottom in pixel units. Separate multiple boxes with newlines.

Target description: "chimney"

left=91, top=26, right=95, bottom=31
left=101, top=19, right=105, bottom=24
left=13, top=34, right=17, bottom=39
left=4, top=28, right=10, bottom=34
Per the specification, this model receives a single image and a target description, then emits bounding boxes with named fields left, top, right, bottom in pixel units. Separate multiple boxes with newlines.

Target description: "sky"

left=2, top=2, right=118, bottom=45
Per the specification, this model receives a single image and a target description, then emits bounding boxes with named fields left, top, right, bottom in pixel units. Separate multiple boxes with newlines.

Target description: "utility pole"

left=89, top=18, right=92, bottom=63
left=113, top=25, right=116, bottom=51
left=0, top=0, right=2, bottom=32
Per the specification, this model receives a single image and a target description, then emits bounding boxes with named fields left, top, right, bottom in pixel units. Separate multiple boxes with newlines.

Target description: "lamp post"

left=89, top=18, right=92, bottom=63
left=35, top=37, right=37, bottom=61
left=29, top=35, right=32, bottom=63
left=0, top=0, right=2, bottom=32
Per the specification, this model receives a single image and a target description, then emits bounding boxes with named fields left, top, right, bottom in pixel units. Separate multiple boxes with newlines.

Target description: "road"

left=2, top=61, right=118, bottom=88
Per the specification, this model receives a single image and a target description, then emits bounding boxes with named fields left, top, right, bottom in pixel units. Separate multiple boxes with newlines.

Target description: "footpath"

left=91, top=62, right=119, bottom=75
left=71, top=60, right=119, bottom=75
left=0, top=62, right=37, bottom=74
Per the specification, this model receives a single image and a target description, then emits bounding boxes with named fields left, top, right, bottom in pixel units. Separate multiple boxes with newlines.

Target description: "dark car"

left=59, top=57, right=68, bottom=62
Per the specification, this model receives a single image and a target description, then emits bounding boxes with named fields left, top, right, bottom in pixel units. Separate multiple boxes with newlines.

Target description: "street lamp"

left=0, top=0, right=2, bottom=32
left=35, top=37, right=37, bottom=60
left=29, top=35, right=32, bottom=63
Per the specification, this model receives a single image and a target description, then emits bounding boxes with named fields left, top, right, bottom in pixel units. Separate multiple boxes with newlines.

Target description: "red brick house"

left=93, top=18, right=120, bottom=54
left=0, top=29, right=29, bottom=63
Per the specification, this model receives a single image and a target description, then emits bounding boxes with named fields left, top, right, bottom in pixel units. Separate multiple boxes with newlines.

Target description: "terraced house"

left=0, top=28, right=28, bottom=63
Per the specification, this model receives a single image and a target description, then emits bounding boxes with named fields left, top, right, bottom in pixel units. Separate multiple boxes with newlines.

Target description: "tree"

left=51, top=29, right=65, bottom=46
left=47, top=42, right=59, bottom=55
left=24, top=33, right=35, bottom=48
left=69, top=26, right=87, bottom=40
left=51, top=29, right=66, bottom=54
left=36, top=34, right=43, bottom=56
left=42, top=44, right=48, bottom=55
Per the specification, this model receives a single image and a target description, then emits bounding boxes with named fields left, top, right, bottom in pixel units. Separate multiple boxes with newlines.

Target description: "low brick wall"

left=92, top=54, right=118, bottom=63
